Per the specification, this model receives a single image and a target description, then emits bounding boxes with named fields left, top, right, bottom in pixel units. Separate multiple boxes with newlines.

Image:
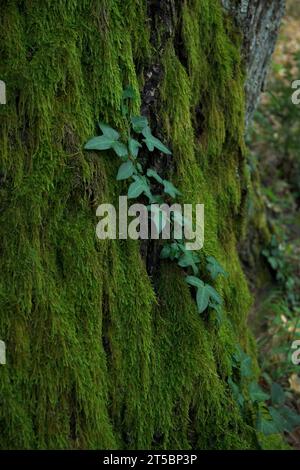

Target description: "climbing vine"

left=84, top=86, right=226, bottom=317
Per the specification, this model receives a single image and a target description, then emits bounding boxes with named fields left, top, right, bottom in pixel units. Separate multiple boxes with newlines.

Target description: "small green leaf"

left=131, top=115, right=148, bottom=133
left=178, top=251, right=200, bottom=274
left=185, top=276, right=204, bottom=288
left=117, top=161, right=134, bottom=180
left=257, top=415, right=279, bottom=436
left=162, top=180, right=181, bottom=198
left=99, top=123, right=120, bottom=140
left=271, top=383, right=285, bottom=406
left=279, top=406, right=300, bottom=428
left=129, top=138, right=141, bottom=158
left=160, top=242, right=182, bottom=260
left=268, top=407, right=289, bottom=433
left=84, top=135, right=115, bottom=151
left=228, top=377, right=244, bottom=408
left=240, top=355, right=252, bottom=378
left=142, top=127, right=172, bottom=155
left=196, top=285, right=210, bottom=313
left=136, top=162, right=143, bottom=173
left=127, top=179, right=145, bottom=199
left=112, top=141, right=128, bottom=158
left=249, top=382, right=270, bottom=403
left=147, top=168, right=163, bottom=184
left=160, top=245, right=171, bottom=259
left=206, top=256, right=228, bottom=280
left=206, top=284, right=222, bottom=305
left=127, top=175, right=151, bottom=199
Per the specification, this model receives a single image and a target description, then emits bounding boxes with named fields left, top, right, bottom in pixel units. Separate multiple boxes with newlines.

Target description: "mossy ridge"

left=0, top=0, right=280, bottom=450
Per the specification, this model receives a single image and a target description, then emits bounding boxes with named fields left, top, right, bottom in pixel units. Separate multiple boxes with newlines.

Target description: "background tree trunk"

left=0, top=0, right=284, bottom=449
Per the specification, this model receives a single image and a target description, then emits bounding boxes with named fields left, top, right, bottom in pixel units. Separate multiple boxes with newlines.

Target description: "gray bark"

left=222, top=0, right=286, bottom=128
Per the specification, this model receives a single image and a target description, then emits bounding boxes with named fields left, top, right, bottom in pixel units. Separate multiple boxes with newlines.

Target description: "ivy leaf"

left=228, top=377, right=244, bottom=408
left=160, top=245, right=171, bottom=259
left=117, top=161, right=134, bottom=180
left=127, top=179, right=145, bottom=199
left=131, top=115, right=148, bottom=133
left=210, top=302, right=224, bottom=325
left=257, top=415, right=279, bottom=436
left=206, top=256, right=228, bottom=280
left=84, top=135, right=115, bottom=151
left=196, top=285, right=210, bottom=313
left=112, top=141, right=128, bottom=158
left=206, top=284, right=222, bottom=305
left=147, top=168, right=163, bottom=184
left=271, top=382, right=286, bottom=406
left=129, top=138, right=141, bottom=158
left=99, top=123, right=120, bottom=140
left=142, top=126, right=172, bottom=154
left=185, top=276, right=204, bottom=288
left=178, top=251, right=200, bottom=274
left=279, top=406, right=300, bottom=428
left=240, top=355, right=252, bottom=378
left=127, top=175, right=151, bottom=199
left=162, top=180, right=181, bottom=198
left=249, top=382, right=270, bottom=403
left=160, top=243, right=181, bottom=260
left=268, top=407, right=290, bottom=433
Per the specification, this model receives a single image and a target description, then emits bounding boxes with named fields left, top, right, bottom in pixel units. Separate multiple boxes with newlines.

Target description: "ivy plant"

left=84, top=87, right=226, bottom=318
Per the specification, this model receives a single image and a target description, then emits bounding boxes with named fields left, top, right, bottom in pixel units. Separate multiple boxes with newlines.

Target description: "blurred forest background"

left=249, top=0, right=300, bottom=449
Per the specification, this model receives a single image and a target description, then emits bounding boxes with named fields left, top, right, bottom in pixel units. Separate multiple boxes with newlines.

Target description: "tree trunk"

left=0, top=0, right=284, bottom=450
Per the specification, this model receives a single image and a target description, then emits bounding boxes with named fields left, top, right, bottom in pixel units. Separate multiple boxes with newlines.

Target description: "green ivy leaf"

left=196, top=285, right=210, bottom=313
left=240, top=355, right=252, bottom=378
left=147, top=168, right=163, bottom=184
left=257, top=415, right=279, bottom=436
left=279, top=406, right=300, bottom=428
left=142, top=126, right=172, bottom=154
left=99, top=123, right=120, bottom=140
left=162, top=180, right=181, bottom=198
left=84, top=135, right=115, bottom=151
left=185, top=276, right=204, bottom=288
left=268, top=407, right=290, bottom=433
left=117, top=161, right=134, bottom=180
left=131, top=115, right=148, bottom=133
left=128, top=138, right=141, bottom=158
left=112, top=141, right=128, bottom=158
left=206, top=256, right=228, bottom=280
left=228, top=377, right=245, bottom=408
left=206, top=284, right=222, bottom=305
left=160, top=243, right=181, bottom=260
left=271, top=382, right=286, bottom=406
left=249, top=382, right=270, bottom=403
left=178, top=251, right=200, bottom=274
left=127, top=175, right=151, bottom=199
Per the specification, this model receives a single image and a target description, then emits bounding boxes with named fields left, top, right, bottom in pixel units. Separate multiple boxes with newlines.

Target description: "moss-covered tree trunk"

left=0, top=0, right=284, bottom=450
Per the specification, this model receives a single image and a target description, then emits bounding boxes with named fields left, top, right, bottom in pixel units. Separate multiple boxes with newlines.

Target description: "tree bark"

left=222, top=0, right=286, bottom=128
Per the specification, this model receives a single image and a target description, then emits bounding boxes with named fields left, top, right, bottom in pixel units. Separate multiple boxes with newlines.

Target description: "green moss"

left=0, top=0, right=284, bottom=450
